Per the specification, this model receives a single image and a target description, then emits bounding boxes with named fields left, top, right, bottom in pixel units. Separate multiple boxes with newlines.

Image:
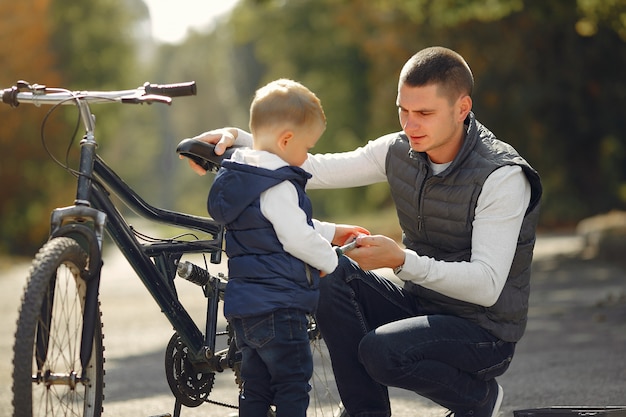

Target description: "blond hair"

left=249, top=79, right=326, bottom=135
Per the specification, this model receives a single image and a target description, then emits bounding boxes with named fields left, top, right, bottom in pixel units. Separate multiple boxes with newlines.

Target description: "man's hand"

left=346, top=234, right=406, bottom=271
left=179, top=128, right=238, bottom=175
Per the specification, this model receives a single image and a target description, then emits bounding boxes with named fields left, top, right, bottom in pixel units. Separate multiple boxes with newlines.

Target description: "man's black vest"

left=385, top=112, right=542, bottom=342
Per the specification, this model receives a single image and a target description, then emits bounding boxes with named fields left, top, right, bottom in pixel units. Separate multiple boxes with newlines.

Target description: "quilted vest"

left=208, top=161, right=320, bottom=319
left=385, top=113, right=542, bottom=342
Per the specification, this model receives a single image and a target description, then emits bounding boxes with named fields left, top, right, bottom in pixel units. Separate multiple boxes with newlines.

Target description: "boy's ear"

left=277, top=130, right=294, bottom=150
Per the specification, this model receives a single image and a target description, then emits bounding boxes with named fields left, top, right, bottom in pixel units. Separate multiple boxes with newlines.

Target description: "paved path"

left=1, top=233, right=624, bottom=416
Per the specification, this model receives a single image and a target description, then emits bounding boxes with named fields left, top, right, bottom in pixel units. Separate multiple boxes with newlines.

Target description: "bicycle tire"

left=12, top=237, right=105, bottom=417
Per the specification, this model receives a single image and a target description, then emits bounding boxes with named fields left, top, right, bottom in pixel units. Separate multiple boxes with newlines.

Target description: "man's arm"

left=185, top=127, right=395, bottom=187
left=302, top=133, right=395, bottom=189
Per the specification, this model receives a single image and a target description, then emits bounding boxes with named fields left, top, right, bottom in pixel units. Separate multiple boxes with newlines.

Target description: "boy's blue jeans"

left=231, top=308, right=312, bottom=417
left=317, top=256, right=516, bottom=417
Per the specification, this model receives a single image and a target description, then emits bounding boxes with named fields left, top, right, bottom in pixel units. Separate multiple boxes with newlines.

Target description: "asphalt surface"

left=1, top=233, right=625, bottom=417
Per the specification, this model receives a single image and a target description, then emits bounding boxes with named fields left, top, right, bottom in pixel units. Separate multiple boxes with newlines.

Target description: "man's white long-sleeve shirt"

left=233, top=130, right=531, bottom=307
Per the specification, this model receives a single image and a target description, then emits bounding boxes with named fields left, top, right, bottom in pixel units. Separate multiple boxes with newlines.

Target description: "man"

left=186, top=46, right=542, bottom=417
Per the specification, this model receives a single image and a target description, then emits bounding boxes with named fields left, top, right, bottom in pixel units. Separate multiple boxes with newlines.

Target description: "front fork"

left=47, top=204, right=107, bottom=376
left=36, top=99, right=106, bottom=379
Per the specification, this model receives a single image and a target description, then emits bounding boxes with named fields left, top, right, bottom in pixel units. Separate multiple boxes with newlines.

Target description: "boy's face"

left=280, top=122, right=325, bottom=166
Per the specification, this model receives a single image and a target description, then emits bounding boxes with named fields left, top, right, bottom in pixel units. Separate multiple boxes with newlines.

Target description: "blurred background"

left=1, top=0, right=626, bottom=256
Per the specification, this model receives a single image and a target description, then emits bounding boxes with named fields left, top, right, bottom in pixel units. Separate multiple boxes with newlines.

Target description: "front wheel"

left=12, top=237, right=105, bottom=417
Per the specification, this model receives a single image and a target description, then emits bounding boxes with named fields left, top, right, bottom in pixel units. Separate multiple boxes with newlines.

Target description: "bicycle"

left=2, top=80, right=346, bottom=417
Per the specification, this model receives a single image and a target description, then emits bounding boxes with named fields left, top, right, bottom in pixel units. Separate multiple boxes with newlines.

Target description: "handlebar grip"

left=144, top=81, right=197, bottom=97
left=2, top=86, right=20, bottom=107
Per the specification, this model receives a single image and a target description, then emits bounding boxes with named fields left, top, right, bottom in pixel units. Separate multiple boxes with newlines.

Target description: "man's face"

left=396, top=83, right=471, bottom=164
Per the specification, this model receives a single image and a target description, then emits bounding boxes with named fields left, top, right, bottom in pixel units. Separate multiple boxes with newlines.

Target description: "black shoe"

left=475, top=380, right=503, bottom=417
left=447, top=380, right=503, bottom=417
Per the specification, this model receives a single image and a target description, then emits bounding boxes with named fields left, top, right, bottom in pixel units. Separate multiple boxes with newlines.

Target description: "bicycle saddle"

left=176, top=138, right=240, bottom=173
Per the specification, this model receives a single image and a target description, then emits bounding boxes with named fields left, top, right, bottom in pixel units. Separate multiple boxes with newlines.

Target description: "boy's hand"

left=332, top=224, right=370, bottom=247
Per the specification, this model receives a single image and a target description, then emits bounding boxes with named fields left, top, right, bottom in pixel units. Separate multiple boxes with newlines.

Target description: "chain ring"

left=164, top=333, right=215, bottom=407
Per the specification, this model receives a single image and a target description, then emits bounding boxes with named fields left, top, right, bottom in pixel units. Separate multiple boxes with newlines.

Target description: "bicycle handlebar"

left=1, top=80, right=197, bottom=108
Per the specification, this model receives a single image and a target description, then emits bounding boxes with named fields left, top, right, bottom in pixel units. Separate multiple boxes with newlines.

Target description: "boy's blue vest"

left=208, top=161, right=320, bottom=319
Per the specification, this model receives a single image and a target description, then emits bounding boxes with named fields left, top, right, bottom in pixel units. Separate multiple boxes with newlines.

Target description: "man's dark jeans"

left=316, top=256, right=515, bottom=417
left=231, top=308, right=313, bottom=417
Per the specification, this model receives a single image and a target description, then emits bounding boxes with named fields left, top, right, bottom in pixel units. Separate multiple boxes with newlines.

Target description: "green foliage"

left=2, top=0, right=626, bottom=255
left=49, top=0, right=137, bottom=88
left=377, top=0, right=525, bottom=25
left=0, top=0, right=66, bottom=254
left=0, top=0, right=139, bottom=255
left=577, top=0, right=626, bottom=40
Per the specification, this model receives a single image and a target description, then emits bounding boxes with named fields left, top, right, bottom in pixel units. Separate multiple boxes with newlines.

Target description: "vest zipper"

left=417, top=164, right=429, bottom=233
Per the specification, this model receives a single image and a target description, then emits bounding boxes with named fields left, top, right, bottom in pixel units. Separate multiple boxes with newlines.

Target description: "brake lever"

left=121, top=94, right=172, bottom=105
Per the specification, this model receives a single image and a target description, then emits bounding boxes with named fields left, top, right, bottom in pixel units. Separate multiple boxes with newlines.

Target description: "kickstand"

left=173, top=399, right=182, bottom=417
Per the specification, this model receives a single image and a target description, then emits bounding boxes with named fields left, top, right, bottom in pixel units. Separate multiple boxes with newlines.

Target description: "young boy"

left=207, top=79, right=367, bottom=417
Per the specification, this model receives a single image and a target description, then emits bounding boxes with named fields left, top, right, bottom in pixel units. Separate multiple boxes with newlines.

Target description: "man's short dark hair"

left=399, top=46, right=474, bottom=102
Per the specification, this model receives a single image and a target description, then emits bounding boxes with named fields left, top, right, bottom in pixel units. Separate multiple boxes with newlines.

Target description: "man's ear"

left=458, top=95, right=472, bottom=121
left=277, top=130, right=294, bottom=150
